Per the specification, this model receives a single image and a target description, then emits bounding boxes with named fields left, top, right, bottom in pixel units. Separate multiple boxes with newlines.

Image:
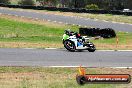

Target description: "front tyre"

left=64, top=40, right=76, bottom=52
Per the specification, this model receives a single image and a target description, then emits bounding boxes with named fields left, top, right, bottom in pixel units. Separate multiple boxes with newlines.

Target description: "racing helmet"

left=64, top=29, right=71, bottom=35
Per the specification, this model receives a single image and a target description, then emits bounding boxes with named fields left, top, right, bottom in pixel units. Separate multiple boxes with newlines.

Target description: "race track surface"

left=0, top=8, right=132, bottom=32
left=0, top=48, right=132, bottom=67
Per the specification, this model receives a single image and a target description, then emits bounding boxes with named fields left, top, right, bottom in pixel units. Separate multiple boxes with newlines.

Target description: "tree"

left=0, top=0, right=10, bottom=4
left=18, top=0, right=35, bottom=5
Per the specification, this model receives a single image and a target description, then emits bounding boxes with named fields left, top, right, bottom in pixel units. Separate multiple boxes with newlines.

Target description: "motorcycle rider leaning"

left=63, top=29, right=85, bottom=45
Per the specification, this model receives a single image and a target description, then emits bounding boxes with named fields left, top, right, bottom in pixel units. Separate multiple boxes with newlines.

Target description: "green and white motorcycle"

left=62, top=30, right=96, bottom=52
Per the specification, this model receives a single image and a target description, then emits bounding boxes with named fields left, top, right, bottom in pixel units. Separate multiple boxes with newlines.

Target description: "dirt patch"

left=0, top=72, right=36, bottom=81
left=95, top=44, right=132, bottom=50
left=0, top=42, right=63, bottom=48
left=1, top=42, right=132, bottom=49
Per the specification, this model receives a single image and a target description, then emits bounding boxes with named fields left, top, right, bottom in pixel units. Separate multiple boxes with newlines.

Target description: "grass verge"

left=0, top=14, right=79, bottom=48
left=0, top=14, right=132, bottom=49
left=0, top=67, right=131, bottom=88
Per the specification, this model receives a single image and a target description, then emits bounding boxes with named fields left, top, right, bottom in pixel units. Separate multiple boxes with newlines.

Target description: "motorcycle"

left=62, top=30, right=96, bottom=52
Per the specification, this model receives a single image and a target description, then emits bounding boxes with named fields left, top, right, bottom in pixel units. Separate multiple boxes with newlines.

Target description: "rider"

left=64, top=29, right=74, bottom=36
left=64, top=29, right=85, bottom=46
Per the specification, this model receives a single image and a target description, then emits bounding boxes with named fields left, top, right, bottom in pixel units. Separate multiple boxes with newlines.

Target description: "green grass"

left=0, top=17, right=78, bottom=43
left=0, top=16, right=132, bottom=49
left=0, top=67, right=118, bottom=88
left=92, top=31, right=132, bottom=44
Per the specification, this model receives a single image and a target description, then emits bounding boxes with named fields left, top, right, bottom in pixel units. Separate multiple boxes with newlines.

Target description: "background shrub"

left=18, top=0, right=35, bottom=5
left=85, top=4, right=99, bottom=10
left=0, top=0, right=10, bottom=4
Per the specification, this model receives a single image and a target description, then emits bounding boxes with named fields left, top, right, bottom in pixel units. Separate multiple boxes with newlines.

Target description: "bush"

left=85, top=4, right=99, bottom=10
left=0, top=0, right=10, bottom=4
left=100, top=28, right=116, bottom=38
left=79, top=27, right=116, bottom=38
left=18, top=0, right=35, bottom=5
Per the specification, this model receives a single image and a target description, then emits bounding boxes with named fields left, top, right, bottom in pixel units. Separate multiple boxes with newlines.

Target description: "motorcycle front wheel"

left=64, top=40, right=76, bottom=52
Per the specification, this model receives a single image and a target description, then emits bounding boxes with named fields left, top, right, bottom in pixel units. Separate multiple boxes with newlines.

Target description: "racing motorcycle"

left=62, top=30, right=96, bottom=52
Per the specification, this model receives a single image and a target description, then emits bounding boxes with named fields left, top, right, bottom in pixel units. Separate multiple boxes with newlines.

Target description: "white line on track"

left=21, top=16, right=25, bottom=18
left=103, top=20, right=109, bottom=22
left=53, top=21, right=57, bottom=23
left=94, top=19, right=98, bottom=21
left=35, top=18, right=39, bottom=20
left=49, top=66, right=132, bottom=68
left=19, top=9, right=23, bottom=11
left=118, top=50, right=132, bottom=52
left=54, top=14, right=57, bottom=15
left=112, top=21, right=118, bottom=23
left=21, top=48, right=132, bottom=51
left=97, top=50, right=115, bottom=51
left=7, top=14, right=11, bottom=16
left=45, top=48, right=57, bottom=49
left=85, top=18, right=90, bottom=20
left=110, top=67, right=132, bottom=69
left=129, top=24, right=132, bottom=25
left=15, top=15, right=18, bottom=17
left=21, top=47, right=132, bottom=51
left=58, top=22, right=62, bottom=24
left=50, top=66, right=83, bottom=68
left=23, top=48, right=36, bottom=49
left=36, top=12, right=40, bottom=13
left=97, top=50, right=132, bottom=52
left=72, top=24, right=75, bottom=26
left=120, top=23, right=125, bottom=24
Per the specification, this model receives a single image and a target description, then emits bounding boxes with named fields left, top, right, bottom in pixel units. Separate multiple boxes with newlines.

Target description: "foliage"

left=9, top=0, right=132, bottom=10
left=0, top=0, right=10, bottom=4
left=18, top=0, right=35, bottom=5
left=85, top=4, right=99, bottom=10
left=36, top=0, right=59, bottom=6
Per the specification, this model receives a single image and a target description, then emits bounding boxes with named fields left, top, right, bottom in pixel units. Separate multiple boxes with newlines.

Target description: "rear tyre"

left=88, top=46, right=96, bottom=52
left=64, top=40, right=76, bottom=52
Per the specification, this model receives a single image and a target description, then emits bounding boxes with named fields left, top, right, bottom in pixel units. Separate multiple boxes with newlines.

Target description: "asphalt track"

left=0, top=8, right=132, bottom=67
left=0, top=7, right=132, bottom=32
left=0, top=48, right=132, bottom=67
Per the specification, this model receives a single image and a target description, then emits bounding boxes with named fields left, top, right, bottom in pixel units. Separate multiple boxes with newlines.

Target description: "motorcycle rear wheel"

left=88, top=47, right=96, bottom=52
